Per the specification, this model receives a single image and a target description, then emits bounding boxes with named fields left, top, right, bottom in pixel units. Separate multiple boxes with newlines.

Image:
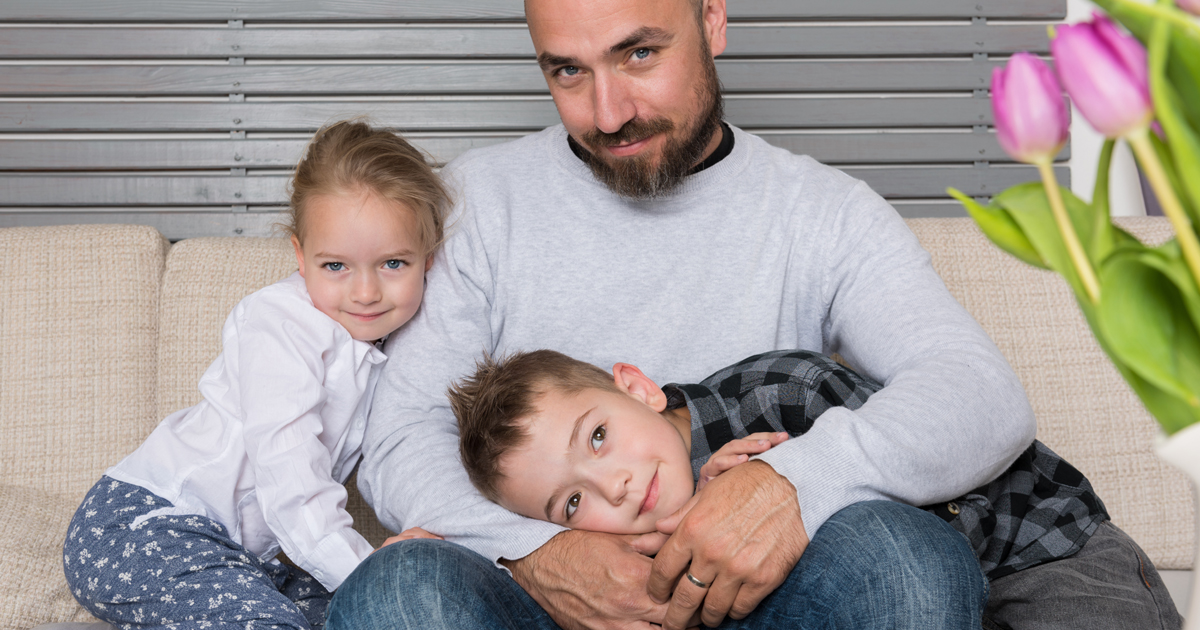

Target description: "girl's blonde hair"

left=285, top=119, right=450, bottom=254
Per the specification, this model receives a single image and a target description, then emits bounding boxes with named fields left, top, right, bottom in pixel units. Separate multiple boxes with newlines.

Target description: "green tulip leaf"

left=947, top=188, right=1048, bottom=269
left=992, top=183, right=1104, bottom=299
left=1152, top=80, right=1200, bottom=223
left=1131, top=239, right=1200, bottom=336
left=1096, top=249, right=1200, bottom=427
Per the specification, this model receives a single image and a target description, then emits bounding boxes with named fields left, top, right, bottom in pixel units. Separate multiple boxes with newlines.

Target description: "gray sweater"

left=360, top=124, right=1037, bottom=564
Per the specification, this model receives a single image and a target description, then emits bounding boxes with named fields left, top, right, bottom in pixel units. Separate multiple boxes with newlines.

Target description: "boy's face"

left=496, top=381, right=694, bottom=534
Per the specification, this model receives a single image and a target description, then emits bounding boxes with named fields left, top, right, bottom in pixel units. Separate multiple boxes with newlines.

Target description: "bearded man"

left=323, top=0, right=1090, bottom=628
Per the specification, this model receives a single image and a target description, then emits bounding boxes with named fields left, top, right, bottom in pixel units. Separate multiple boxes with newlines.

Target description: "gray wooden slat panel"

left=0, top=133, right=1065, bottom=169
left=0, top=24, right=1051, bottom=59
left=0, top=210, right=284, bottom=239
left=0, top=0, right=1065, bottom=21
left=0, top=97, right=993, bottom=132
left=843, top=165, right=1068, bottom=198
left=0, top=167, right=1065, bottom=205
left=890, top=201, right=969, bottom=218
left=0, top=136, right=518, bottom=169
left=0, top=60, right=1001, bottom=96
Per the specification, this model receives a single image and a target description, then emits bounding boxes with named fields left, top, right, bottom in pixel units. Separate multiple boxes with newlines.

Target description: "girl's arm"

left=233, top=298, right=375, bottom=591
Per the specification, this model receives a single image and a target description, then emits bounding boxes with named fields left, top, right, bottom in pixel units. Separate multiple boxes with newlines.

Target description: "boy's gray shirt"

left=361, top=124, right=1037, bottom=564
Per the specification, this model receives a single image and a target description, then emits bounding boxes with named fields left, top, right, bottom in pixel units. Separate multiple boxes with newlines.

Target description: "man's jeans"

left=327, top=501, right=987, bottom=630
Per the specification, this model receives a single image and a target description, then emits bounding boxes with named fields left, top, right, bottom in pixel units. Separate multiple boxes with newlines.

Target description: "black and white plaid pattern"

left=663, top=349, right=1109, bottom=580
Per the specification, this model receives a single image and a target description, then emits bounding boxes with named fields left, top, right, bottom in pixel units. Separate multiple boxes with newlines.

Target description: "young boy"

left=450, top=348, right=1108, bottom=581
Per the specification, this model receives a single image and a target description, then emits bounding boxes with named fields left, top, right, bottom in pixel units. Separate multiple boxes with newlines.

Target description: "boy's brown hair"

left=450, top=350, right=618, bottom=502
left=283, top=118, right=450, bottom=254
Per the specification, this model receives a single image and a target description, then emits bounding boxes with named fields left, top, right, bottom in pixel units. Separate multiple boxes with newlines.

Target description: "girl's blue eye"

left=323, top=262, right=345, bottom=271
left=590, top=426, right=606, bottom=451
left=384, top=260, right=406, bottom=270
left=565, top=492, right=581, bottom=519
left=633, top=48, right=651, bottom=60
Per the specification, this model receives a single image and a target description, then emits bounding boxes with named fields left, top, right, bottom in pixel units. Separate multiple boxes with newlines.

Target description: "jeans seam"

left=1116, top=523, right=1172, bottom=630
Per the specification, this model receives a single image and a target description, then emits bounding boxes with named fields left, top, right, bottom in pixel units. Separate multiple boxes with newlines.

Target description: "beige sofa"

left=0, top=219, right=1193, bottom=629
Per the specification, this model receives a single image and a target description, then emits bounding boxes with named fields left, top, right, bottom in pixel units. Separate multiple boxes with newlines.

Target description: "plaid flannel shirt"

left=663, top=349, right=1109, bottom=580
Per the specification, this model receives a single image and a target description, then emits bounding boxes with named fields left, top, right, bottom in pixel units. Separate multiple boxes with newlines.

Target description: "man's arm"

left=648, top=178, right=1035, bottom=629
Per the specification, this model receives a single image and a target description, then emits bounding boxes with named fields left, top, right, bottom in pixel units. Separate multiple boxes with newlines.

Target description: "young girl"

left=63, top=119, right=449, bottom=630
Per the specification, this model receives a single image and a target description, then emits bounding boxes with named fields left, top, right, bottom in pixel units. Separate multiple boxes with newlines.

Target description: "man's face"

left=526, top=0, right=727, bottom=199
left=495, top=386, right=696, bottom=534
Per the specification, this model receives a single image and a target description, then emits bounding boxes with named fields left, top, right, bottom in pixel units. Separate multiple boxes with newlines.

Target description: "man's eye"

left=565, top=493, right=581, bottom=519
left=323, top=262, right=345, bottom=271
left=384, top=259, right=406, bottom=270
left=590, top=426, right=606, bottom=451
left=560, top=66, right=580, bottom=77
left=632, top=48, right=651, bottom=60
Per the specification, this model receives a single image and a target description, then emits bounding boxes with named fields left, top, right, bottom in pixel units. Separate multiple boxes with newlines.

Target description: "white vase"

left=1157, top=422, right=1200, bottom=629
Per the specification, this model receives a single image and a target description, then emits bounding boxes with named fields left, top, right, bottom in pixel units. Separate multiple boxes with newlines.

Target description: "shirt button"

left=947, top=502, right=961, bottom=516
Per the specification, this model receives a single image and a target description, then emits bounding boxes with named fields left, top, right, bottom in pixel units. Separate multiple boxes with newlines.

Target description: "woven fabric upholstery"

left=0, top=225, right=166, bottom=497
left=156, top=238, right=394, bottom=547
left=906, top=216, right=1195, bottom=570
left=0, top=485, right=99, bottom=630
left=0, top=224, right=166, bottom=630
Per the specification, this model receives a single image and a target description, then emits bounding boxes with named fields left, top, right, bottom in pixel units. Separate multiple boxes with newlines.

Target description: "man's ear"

left=702, top=0, right=729, bottom=57
left=291, top=235, right=306, bottom=278
left=612, top=363, right=668, bottom=412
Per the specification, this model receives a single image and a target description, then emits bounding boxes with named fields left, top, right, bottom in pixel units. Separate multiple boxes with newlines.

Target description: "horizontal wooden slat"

left=891, top=201, right=970, bottom=218
left=0, top=202, right=974, bottom=238
left=0, top=210, right=285, bottom=239
left=0, top=96, right=993, bottom=132
left=0, top=24, right=1052, bottom=59
left=0, top=0, right=1066, bottom=22
left=0, top=59, right=1003, bottom=96
left=0, top=166, right=1064, bottom=205
left=0, top=133, right=1068, bottom=169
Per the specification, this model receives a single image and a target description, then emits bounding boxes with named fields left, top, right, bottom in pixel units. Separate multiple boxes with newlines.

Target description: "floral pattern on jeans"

left=64, top=476, right=331, bottom=630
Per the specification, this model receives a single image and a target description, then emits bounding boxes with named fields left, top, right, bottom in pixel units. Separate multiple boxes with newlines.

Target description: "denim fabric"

left=983, top=520, right=1182, bottom=630
left=63, top=477, right=331, bottom=630
left=326, top=501, right=987, bottom=630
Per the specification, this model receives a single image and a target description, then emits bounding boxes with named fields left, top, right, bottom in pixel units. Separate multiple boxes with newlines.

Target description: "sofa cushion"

left=0, top=484, right=101, bottom=630
left=906, top=216, right=1195, bottom=571
left=0, top=225, right=167, bottom=499
left=157, top=237, right=394, bottom=547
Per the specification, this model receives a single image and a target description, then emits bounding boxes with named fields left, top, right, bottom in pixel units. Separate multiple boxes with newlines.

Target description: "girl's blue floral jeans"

left=63, top=476, right=331, bottom=630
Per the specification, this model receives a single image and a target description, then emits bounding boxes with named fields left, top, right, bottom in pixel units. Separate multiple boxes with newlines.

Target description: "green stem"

left=1037, top=161, right=1101, bottom=304
left=1107, top=0, right=1200, bottom=39
left=1128, top=129, right=1200, bottom=286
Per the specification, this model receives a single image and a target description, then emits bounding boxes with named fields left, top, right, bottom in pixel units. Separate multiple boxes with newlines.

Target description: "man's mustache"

left=582, top=117, right=675, bottom=150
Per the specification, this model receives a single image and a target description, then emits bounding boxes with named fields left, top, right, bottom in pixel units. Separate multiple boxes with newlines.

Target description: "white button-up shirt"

left=107, top=272, right=386, bottom=590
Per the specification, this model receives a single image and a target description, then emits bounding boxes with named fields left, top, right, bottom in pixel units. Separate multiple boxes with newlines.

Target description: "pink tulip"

left=991, top=53, right=1070, bottom=164
left=1178, top=0, right=1200, bottom=16
left=1051, top=13, right=1153, bottom=138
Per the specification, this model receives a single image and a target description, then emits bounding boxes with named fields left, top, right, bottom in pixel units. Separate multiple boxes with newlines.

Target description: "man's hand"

left=502, top=529, right=672, bottom=630
left=649, top=461, right=809, bottom=630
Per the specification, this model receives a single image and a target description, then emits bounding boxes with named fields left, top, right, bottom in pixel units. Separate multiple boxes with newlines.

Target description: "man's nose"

left=592, top=72, right=636, bottom=135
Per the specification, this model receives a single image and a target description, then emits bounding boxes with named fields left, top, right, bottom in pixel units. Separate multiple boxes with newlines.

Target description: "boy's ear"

left=291, top=235, right=306, bottom=278
left=612, top=363, right=667, bottom=412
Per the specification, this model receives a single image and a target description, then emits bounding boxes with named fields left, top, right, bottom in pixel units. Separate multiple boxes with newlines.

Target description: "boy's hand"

left=697, top=432, right=788, bottom=491
left=374, top=527, right=443, bottom=553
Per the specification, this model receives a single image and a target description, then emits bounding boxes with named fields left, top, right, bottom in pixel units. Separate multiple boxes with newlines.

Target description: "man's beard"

left=575, top=51, right=724, bottom=200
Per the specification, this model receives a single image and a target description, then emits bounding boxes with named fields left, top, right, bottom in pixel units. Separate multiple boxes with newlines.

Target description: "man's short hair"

left=450, top=350, right=618, bottom=502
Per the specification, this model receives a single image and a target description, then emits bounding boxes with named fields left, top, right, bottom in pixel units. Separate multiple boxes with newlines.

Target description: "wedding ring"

left=685, top=572, right=710, bottom=589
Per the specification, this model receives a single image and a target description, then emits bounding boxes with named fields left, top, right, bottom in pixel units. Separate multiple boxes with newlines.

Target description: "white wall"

left=1066, top=0, right=1147, bottom=216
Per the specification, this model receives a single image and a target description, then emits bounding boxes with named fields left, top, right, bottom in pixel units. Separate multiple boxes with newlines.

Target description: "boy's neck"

left=662, top=407, right=692, bottom=454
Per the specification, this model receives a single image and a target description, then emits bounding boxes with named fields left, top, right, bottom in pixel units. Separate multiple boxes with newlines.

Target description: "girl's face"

left=292, top=188, right=432, bottom=342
